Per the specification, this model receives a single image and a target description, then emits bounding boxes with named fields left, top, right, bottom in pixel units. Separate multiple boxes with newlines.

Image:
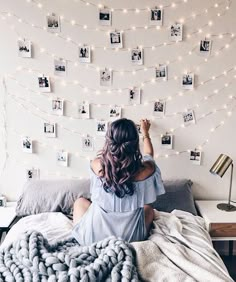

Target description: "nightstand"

left=195, top=200, right=236, bottom=256
left=0, top=202, right=17, bottom=243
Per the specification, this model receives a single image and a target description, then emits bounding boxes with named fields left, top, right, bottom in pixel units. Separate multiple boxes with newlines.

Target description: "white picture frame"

left=199, top=39, right=212, bottom=55
left=129, top=88, right=141, bottom=105
left=51, top=99, right=64, bottom=116
left=100, top=69, right=112, bottom=86
left=79, top=46, right=91, bottom=63
left=22, top=136, right=33, bottom=153
left=182, top=73, right=194, bottom=90
left=190, top=150, right=202, bottom=165
left=96, top=120, right=108, bottom=136
left=26, top=167, right=40, bottom=180
left=99, top=8, right=112, bottom=26
left=47, top=14, right=61, bottom=33
left=54, top=59, right=67, bottom=76
left=18, top=39, right=32, bottom=58
left=110, top=31, right=123, bottom=49
left=57, top=151, right=68, bottom=167
left=150, top=8, right=163, bottom=26
left=38, top=76, right=51, bottom=92
left=170, top=23, right=183, bottom=42
left=161, top=134, right=173, bottom=149
left=153, top=101, right=166, bottom=117
left=78, top=103, right=90, bottom=119
left=155, top=64, right=168, bottom=80
left=183, top=110, right=196, bottom=126
left=44, top=122, right=56, bottom=138
left=131, top=48, right=143, bottom=65
left=82, top=136, right=94, bottom=151
left=109, top=105, right=122, bottom=121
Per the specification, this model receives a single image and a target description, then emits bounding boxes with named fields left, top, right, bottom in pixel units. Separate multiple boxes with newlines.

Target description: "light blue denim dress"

left=72, top=155, right=165, bottom=246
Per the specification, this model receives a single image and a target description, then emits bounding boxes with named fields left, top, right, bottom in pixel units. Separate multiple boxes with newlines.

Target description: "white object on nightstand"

left=0, top=202, right=17, bottom=242
left=196, top=200, right=236, bottom=256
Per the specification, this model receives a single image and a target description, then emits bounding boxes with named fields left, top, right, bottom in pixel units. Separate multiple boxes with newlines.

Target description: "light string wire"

left=0, top=0, right=231, bottom=51
left=27, top=0, right=230, bottom=32
left=13, top=63, right=236, bottom=95
left=6, top=72, right=236, bottom=119
left=0, top=77, right=9, bottom=188
left=5, top=102, right=236, bottom=179
left=6, top=84, right=236, bottom=139
left=13, top=26, right=236, bottom=74
left=74, top=0, right=231, bottom=13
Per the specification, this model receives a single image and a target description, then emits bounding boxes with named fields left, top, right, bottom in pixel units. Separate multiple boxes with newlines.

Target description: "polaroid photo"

left=57, top=151, right=68, bottom=167
left=47, top=14, right=61, bottom=33
left=183, top=110, right=196, bottom=126
left=18, top=39, right=32, bottom=58
left=99, top=8, right=112, bottom=26
left=155, top=64, right=168, bottom=80
left=100, top=69, right=112, bottom=86
left=44, top=122, right=56, bottom=138
left=54, top=59, right=66, bottom=76
left=22, top=136, right=33, bottom=153
left=199, top=40, right=212, bottom=55
left=51, top=98, right=64, bottom=116
left=150, top=8, right=163, bottom=26
left=153, top=101, right=166, bottom=117
left=78, top=103, right=90, bottom=119
left=131, top=48, right=143, bottom=65
left=109, top=105, right=121, bottom=121
left=79, top=46, right=91, bottom=63
left=82, top=136, right=94, bottom=151
left=26, top=167, right=40, bottom=180
left=136, top=123, right=142, bottom=135
left=38, top=76, right=51, bottom=92
left=190, top=150, right=202, bottom=165
left=170, top=23, right=183, bottom=42
left=96, top=120, right=108, bottom=136
left=161, top=134, right=173, bottom=149
left=129, top=88, right=141, bottom=105
left=110, top=31, right=123, bottom=49
left=182, top=73, right=194, bottom=90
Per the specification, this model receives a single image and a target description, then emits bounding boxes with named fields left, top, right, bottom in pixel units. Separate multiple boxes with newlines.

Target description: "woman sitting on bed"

left=72, top=118, right=165, bottom=245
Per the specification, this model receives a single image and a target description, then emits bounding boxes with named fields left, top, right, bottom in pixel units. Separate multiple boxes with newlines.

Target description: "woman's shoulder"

left=133, top=160, right=155, bottom=182
left=90, top=158, right=104, bottom=177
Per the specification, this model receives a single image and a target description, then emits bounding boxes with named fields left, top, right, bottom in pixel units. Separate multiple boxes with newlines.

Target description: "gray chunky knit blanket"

left=0, top=231, right=138, bottom=282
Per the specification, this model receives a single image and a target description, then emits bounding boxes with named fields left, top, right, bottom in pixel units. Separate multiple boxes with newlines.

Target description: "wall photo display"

left=82, top=136, right=94, bottom=151
left=131, top=48, right=143, bottom=65
left=51, top=98, right=64, bottom=116
left=161, top=134, right=173, bottom=149
left=26, top=167, right=40, bottom=180
left=44, top=122, right=57, bottom=138
left=199, top=39, right=212, bottom=55
left=109, top=105, right=122, bottom=120
left=99, top=8, right=112, bottom=26
left=54, top=59, right=67, bottom=76
left=183, top=110, right=196, bottom=126
left=47, top=14, right=61, bottom=33
left=79, top=46, right=91, bottom=63
left=150, top=8, right=163, bottom=26
left=38, top=76, right=51, bottom=92
left=100, top=69, right=112, bottom=86
left=22, top=136, right=33, bottom=153
left=129, top=88, right=141, bottom=105
left=155, top=64, right=168, bottom=80
left=57, top=151, right=68, bottom=167
left=153, top=101, right=166, bottom=117
left=182, top=73, right=194, bottom=90
left=170, top=23, right=183, bottom=41
left=18, top=39, right=32, bottom=58
left=190, top=150, right=202, bottom=165
left=78, top=103, right=90, bottom=119
left=96, top=120, right=108, bottom=136
left=110, top=31, right=123, bottom=48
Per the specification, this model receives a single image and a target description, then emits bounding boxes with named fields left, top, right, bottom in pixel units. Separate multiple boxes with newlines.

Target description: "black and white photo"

left=190, top=150, right=202, bottom=165
left=54, top=59, right=66, bottom=76
left=161, top=134, right=173, bottom=149
left=200, top=40, right=212, bottom=55
left=26, top=167, right=40, bottom=180
left=79, top=46, right=91, bottom=63
left=82, top=136, right=94, bottom=151
left=100, top=69, right=112, bottom=86
left=78, top=103, right=90, bottom=119
left=110, top=31, right=123, bottom=48
left=96, top=120, right=108, bottom=136
left=47, top=14, right=61, bottom=33
left=150, top=8, right=163, bottom=26
left=44, top=122, right=56, bottom=138
left=129, top=88, right=141, bottom=105
left=155, top=64, right=168, bottom=80
left=18, top=39, right=32, bottom=58
left=131, top=48, right=143, bottom=65
left=57, top=151, right=68, bottom=167
left=170, top=23, right=183, bottom=42
left=153, top=101, right=165, bottom=117
left=38, top=76, right=51, bottom=92
left=99, top=8, right=111, bottom=26
left=109, top=105, right=121, bottom=120
left=182, top=73, right=194, bottom=90
left=52, top=98, right=64, bottom=116
left=183, top=110, right=196, bottom=125
left=22, top=136, right=33, bottom=153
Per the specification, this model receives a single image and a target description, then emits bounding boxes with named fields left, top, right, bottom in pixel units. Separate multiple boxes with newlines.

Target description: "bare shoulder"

left=134, top=161, right=155, bottom=181
left=91, top=158, right=103, bottom=177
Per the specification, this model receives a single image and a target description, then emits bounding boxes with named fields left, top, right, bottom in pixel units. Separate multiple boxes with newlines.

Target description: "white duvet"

left=1, top=210, right=233, bottom=282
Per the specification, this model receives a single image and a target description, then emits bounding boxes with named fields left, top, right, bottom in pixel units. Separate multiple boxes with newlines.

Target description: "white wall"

left=0, top=0, right=236, bottom=201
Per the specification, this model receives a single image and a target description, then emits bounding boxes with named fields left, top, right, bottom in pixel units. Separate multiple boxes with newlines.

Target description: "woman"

left=72, top=118, right=165, bottom=245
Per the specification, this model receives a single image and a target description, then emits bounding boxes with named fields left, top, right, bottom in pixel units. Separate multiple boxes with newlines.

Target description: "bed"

left=0, top=179, right=234, bottom=281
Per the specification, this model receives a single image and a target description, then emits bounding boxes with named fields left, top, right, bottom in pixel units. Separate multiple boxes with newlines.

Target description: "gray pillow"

left=16, top=179, right=91, bottom=216
left=151, top=179, right=197, bottom=215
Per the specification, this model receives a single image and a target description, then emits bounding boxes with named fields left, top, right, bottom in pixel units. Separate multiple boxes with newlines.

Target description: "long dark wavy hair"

left=98, top=118, right=143, bottom=198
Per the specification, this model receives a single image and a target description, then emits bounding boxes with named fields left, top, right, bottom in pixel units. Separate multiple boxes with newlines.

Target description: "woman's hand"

left=140, top=119, right=151, bottom=136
